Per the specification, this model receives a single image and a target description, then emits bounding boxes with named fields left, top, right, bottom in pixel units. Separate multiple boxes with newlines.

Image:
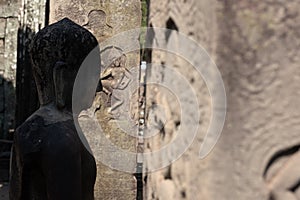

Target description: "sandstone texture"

left=145, top=0, right=300, bottom=200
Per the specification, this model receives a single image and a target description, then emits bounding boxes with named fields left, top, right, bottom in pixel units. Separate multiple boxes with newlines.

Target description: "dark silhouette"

left=9, top=18, right=100, bottom=200
left=15, top=26, right=39, bottom=128
left=0, top=76, right=15, bottom=183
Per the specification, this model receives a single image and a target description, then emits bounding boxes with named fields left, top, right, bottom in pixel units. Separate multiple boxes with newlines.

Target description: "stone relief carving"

left=265, top=146, right=300, bottom=200
left=99, top=46, right=133, bottom=118
left=83, top=10, right=113, bottom=40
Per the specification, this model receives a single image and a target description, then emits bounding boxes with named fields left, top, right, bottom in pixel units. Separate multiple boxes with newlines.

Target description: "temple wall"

left=145, top=0, right=300, bottom=199
left=0, top=0, right=300, bottom=200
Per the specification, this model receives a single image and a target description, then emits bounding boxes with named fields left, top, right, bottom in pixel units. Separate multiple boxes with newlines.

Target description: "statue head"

left=29, top=18, right=100, bottom=111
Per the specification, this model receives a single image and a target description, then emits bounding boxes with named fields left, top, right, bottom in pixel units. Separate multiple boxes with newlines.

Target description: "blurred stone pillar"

left=144, top=0, right=217, bottom=199
left=146, top=0, right=300, bottom=200
left=209, top=1, right=300, bottom=199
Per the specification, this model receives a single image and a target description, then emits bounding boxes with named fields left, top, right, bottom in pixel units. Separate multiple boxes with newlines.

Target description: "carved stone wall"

left=145, top=0, right=300, bottom=200
left=50, top=1, right=141, bottom=199
left=144, top=0, right=216, bottom=199
left=209, top=1, right=300, bottom=199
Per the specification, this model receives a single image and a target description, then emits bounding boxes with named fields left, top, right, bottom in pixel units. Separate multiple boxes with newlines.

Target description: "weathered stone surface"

left=4, top=18, right=17, bottom=82
left=0, top=39, right=4, bottom=53
left=208, top=1, right=300, bottom=199
left=0, top=18, right=5, bottom=39
left=0, top=0, right=20, bottom=18
left=146, top=0, right=300, bottom=200
left=50, top=0, right=141, bottom=41
left=144, top=1, right=216, bottom=199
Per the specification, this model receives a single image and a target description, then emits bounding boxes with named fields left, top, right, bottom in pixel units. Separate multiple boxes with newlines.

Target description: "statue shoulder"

left=14, top=115, right=45, bottom=155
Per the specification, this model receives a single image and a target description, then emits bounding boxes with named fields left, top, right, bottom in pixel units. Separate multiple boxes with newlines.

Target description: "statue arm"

left=9, top=145, right=21, bottom=200
left=9, top=129, right=38, bottom=200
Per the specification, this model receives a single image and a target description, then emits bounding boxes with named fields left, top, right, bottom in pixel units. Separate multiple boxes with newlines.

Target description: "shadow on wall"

left=0, top=76, right=14, bottom=188
left=15, top=26, right=39, bottom=128
left=0, top=76, right=14, bottom=140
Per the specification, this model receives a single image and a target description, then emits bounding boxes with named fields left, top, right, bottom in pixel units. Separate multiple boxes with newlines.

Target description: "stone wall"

left=145, top=0, right=300, bottom=200
left=209, top=1, right=300, bottom=199
left=144, top=0, right=217, bottom=199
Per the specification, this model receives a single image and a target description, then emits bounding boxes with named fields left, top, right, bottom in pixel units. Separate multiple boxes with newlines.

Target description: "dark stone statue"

left=9, top=18, right=100, bottom=200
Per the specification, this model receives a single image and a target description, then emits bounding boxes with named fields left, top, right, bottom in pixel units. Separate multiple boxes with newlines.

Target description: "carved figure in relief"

left=267, top=148, right=300, bottom=200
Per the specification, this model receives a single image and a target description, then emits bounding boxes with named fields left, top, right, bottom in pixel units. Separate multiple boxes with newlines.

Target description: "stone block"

left=0, top=18, right=6, bottom=38
left=0, top=39, right=4, bottom=53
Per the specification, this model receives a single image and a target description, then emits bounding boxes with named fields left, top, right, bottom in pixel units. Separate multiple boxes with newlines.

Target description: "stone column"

left=145, top=0, right=300, bottom=200
left=144, top=0, right=217, bottom=199
left=209, top=1, right=300, bottom=199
